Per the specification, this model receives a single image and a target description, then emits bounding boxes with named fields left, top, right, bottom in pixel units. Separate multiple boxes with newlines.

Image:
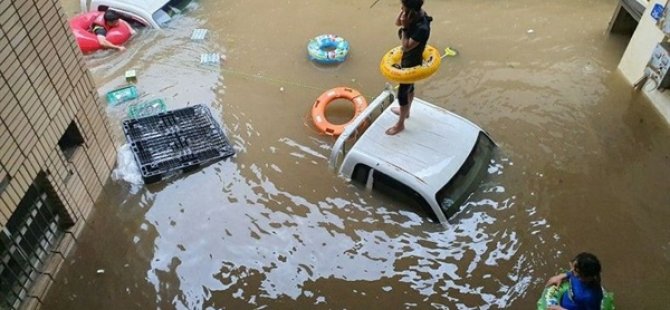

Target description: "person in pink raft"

left=70, top=10, right=135, bottom=53
left=90, top=10, right=135, bottom=52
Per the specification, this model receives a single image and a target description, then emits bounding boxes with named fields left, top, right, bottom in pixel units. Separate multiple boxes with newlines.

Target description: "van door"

left=351, top=164, right=440, bottom=222
left=351, top=164, right=373, bottom=190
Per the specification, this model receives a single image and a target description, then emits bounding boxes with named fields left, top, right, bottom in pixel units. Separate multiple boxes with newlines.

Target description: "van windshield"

left=152, top=0, right=192, bottom=26
left=435, top=132, right=495, bottom=218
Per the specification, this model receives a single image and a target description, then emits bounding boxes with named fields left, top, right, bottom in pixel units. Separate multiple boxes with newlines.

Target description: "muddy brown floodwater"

left=45, top=0, right=670, bottom=309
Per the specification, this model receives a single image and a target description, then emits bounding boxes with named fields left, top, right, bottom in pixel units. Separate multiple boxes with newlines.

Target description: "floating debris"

left=127, top=98, right=167, bottom=119
left=200, top=53, right=220, bottom=65
left=122, top=105, right=235, bottom=183
left=191, top=28, right=208, bottom=40
left=105, top=85, right=138, bottom=106
left=443, top=47, right=458, bottom=57
left=125, top=69, right=137, bottom=83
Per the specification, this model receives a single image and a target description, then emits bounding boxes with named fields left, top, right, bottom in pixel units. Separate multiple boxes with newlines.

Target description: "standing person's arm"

left=399, top=10, right=422, bottom=52
left=395, top=10, right=403, bottom=26
left=400, top=30, right=420, bottom=52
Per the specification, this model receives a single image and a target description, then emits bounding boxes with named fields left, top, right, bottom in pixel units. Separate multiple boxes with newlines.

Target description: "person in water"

left=91, top=10, right=135, bottom=51
left=387, top=0, right=433, bottom=135
left=546, top=252, right=604, bottom=310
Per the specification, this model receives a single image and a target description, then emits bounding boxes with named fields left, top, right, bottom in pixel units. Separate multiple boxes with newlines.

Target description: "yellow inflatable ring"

left=379, top=45, right=441, bottom=83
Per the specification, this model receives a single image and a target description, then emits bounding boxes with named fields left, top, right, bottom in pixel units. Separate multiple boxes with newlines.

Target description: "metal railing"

left=328, top=84, right=396, bottom=170
left=0, top=180, right=65, bottom=309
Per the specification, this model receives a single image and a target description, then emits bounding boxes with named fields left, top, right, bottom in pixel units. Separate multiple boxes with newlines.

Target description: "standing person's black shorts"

left=397, top=84, right=415, bottom=106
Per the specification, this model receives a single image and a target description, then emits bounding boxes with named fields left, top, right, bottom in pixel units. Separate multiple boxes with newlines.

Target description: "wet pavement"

left=45, top=0, right=670, bottom=308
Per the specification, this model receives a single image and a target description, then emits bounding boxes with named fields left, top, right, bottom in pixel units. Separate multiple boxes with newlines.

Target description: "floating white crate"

left=191, top=29, right=208, bottom=40
left=200, top=53, right=220, bottom=65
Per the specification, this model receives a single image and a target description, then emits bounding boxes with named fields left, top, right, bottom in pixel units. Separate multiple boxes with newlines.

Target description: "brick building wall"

left=0, top=0, right=116, bottom=308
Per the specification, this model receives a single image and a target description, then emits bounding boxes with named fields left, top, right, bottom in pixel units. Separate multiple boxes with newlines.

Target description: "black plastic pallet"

left=122, top=105, right=234, bottom=184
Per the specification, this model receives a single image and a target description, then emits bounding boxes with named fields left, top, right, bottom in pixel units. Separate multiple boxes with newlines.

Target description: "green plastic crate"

left=127, top=99, right=167, bottom=119
left=106, top=85, right=138, bottom=105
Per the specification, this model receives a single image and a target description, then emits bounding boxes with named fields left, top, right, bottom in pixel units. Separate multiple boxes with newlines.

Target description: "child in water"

left=545, top=252, right=604, bottom=310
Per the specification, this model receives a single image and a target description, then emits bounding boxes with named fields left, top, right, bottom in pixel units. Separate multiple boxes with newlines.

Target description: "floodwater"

left=45, top=0, right=670, bottom=309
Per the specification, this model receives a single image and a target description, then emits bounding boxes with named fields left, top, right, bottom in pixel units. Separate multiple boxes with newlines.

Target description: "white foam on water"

left=111, top=144, right=144, bottom=187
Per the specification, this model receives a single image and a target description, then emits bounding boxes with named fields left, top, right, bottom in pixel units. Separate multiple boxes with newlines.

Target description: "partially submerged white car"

left=329, top=86, right=495, bottom=224
left=80, top=0, right=193, bottom=28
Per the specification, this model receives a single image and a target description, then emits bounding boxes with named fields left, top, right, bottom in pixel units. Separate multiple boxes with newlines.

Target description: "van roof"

left=343, top=97, right=481, bottom=197
left=96, top=0, right=166, bottom=15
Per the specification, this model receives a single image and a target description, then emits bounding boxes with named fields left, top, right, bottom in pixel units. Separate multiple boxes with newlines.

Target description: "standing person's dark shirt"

left=401, top=13, right=432, bottom=68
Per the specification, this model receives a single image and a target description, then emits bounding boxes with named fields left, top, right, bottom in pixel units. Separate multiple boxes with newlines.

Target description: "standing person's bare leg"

left=391, top=104, right=411, bottom=118
left=386, top=104, right=409, bottom=135
left=407, top=91, right=414, bottom=115
left=392, top=91, right=414, bottom=118
left=392, top=86, right=414, bottom=118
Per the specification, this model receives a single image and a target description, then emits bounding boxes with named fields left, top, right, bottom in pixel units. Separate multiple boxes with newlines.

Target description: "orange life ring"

left=311, top=87, right=368, bottom=136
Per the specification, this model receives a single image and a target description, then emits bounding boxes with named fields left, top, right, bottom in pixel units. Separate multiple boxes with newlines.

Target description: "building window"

left=0, top=174, right=69, bottom=309
left=57, top=122, right=84, bottom=161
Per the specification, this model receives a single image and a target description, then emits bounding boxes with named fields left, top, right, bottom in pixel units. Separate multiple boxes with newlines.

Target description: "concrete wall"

left=618, top=0, right=670, bottom=123
left=0, top=0, right=116, bottom=307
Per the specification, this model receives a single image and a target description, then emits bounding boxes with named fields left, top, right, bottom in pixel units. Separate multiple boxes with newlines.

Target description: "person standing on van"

left=386, top=0, right=433, bottom=135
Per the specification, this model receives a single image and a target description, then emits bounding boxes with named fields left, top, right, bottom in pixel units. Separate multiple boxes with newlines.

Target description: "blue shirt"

left=561, top=272, right=603, bottom=310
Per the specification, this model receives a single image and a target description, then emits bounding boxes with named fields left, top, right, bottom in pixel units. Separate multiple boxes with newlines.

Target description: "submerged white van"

left=329, top=85, right=495, bottom=224
left=81, top=0, right=192, bottom=28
